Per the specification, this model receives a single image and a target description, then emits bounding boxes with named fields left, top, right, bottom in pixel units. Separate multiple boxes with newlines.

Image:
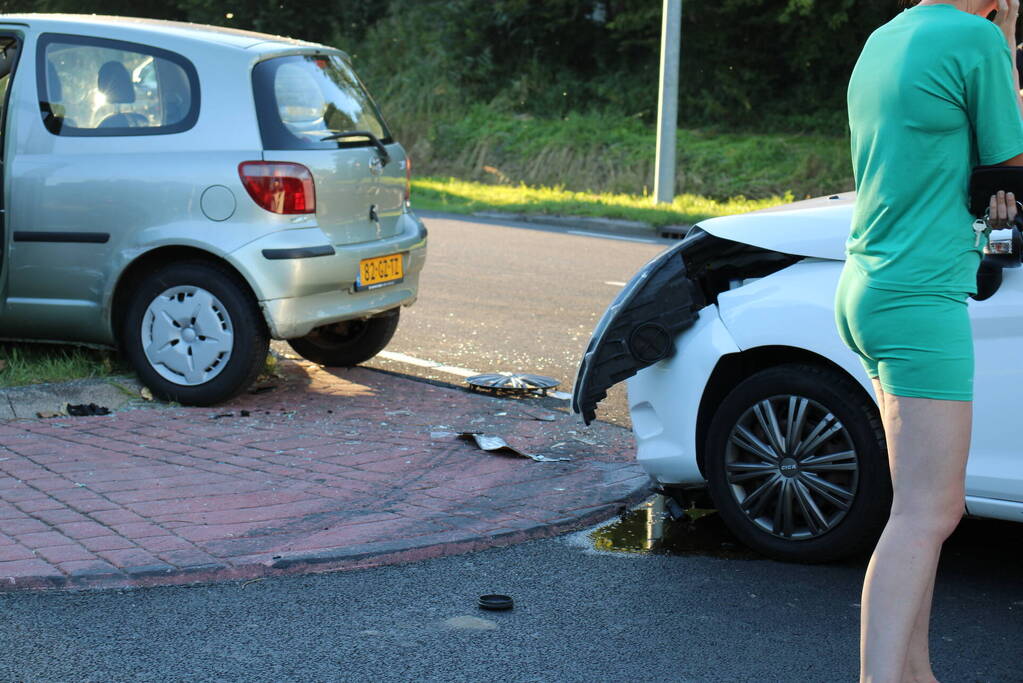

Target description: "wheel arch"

left=694, top=345, right=879, bottom=478
left=110, top=246, right=262, bottom=345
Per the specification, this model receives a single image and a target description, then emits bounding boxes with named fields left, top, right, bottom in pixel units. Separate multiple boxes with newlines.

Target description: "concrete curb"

left=0, top=377, right=148, bottom=420
left=0, top=486, right=651, bottom=592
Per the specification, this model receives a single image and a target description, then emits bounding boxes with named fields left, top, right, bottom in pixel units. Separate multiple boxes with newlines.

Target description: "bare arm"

left=988, top=1, right=1023, bottom=225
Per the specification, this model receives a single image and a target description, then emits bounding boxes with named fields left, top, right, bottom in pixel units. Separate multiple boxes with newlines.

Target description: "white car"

left=573, top=193, right=1023, bottom=562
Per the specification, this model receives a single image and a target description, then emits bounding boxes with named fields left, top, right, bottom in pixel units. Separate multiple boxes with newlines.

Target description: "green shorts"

left=834, top=264, right=974, bottom=402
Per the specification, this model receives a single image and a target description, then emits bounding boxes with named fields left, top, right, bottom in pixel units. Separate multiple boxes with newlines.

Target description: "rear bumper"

left=228, top=211, right=428, bottom=339
left=261, top=270, right=421, bottom=339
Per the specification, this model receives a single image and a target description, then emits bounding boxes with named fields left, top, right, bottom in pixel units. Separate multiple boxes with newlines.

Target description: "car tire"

left=704, top=363, right=890, bottom=563
left=287, top=309, right=400, bottom=367
left=122, top=260, right=268, bottom=406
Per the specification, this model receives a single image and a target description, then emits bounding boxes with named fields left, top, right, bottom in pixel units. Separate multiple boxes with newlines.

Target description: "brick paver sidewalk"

left=0, top=362, right=647, bottom=590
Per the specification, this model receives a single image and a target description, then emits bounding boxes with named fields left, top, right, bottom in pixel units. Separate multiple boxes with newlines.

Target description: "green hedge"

left=0, top=0, right=903, bottom=130
left=408, top=106, right=852, bottom=199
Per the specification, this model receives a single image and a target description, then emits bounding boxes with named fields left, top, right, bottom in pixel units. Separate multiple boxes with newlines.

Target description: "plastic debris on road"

left=478, top=594, right=514, bottom=611
left=66, top=403, right=111, bottom=417
left=456, top=431, right=572, bottom=462
left=465, top=372, right=560, bottom=396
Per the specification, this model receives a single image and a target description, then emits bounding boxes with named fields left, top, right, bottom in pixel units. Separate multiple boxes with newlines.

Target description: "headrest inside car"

left=98, top=61, right=135, bottom=104
left=46, top=60, right=62, bottom=102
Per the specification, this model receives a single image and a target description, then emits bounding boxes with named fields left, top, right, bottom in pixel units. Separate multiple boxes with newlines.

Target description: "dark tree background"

left=0, top=0, right=904, bottom=129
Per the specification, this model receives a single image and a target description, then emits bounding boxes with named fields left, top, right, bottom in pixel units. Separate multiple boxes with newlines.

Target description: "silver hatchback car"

left=0, top=14, right=428, bottom=404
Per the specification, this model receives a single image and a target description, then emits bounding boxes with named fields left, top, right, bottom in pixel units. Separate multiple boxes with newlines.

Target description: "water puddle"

left=588, top=496, right=761, bottom=560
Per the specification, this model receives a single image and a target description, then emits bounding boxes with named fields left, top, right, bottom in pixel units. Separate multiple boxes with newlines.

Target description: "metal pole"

left=654, top=0, right=682, bottom=205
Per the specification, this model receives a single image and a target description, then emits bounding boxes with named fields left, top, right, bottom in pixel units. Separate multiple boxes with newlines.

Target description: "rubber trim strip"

left=262, top=245, right=336, bottom=260
left=13, top=231, right=109, bottom=243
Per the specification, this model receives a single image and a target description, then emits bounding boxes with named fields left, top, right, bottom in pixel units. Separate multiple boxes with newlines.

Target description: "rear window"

left=37, top=33, right=199, bottom=136
left=252, top=54, right=392, bottom=151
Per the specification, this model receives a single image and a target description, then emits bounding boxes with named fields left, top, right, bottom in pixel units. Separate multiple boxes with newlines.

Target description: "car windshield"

left=252, top=54, right=392, bottom=151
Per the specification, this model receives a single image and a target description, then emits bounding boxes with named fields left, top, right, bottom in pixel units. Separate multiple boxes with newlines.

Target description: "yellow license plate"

left=357, top=253, right=404, bottom=290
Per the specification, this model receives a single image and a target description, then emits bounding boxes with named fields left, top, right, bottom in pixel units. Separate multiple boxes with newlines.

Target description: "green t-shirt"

left=847, top=3, right=1023, bottom=293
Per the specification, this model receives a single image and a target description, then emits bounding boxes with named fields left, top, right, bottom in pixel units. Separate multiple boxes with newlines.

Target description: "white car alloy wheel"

left=140, top=285, right=234, bottom=386
left=724, top=394, right=858, bottom=540
left=705, top=364, right=890, bottom=563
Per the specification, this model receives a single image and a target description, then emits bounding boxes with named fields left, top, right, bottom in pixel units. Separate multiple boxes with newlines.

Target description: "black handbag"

left=968, top=165, right=1023, bottom=300
left=968, top=165, right=1023, bottom=217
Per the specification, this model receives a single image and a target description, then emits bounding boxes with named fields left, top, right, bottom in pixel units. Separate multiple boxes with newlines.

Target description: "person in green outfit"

left=838, top=1, right=1023, bottom=681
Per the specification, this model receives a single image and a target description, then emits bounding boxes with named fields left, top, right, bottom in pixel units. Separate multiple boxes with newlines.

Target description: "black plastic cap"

left=478, top=594, right=514, bottom=611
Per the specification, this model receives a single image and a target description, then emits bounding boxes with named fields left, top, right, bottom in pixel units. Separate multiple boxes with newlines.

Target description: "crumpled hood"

left=699, top=192, right=854, bottom=261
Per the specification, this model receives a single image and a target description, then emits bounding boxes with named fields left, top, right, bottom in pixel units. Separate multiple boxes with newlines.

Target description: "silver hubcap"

left=140, top=286, right=234, bottom=386
left=725, top=395, right=858, bottom=541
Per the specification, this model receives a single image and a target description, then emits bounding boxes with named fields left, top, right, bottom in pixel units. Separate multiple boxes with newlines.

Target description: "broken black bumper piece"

left=571, top=239, right=702, bottom=425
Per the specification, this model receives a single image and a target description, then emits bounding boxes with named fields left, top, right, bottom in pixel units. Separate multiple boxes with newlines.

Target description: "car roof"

left=0, top=14, right=334, bottom=54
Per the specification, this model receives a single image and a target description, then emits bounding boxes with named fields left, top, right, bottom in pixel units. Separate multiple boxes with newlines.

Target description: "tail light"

left=238, top=161, right=316, bottom=214
left=404, top=155, right=412, bottom=203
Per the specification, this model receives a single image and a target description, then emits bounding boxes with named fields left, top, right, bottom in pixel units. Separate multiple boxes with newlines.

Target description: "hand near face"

left=994, top=0, right=1020, bottom=46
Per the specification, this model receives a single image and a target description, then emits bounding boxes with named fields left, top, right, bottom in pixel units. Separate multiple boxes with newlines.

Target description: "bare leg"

left=859, top=394, right=971, bottom=683
left=868, top=380, right=939, bottom=683
left=903, top=566, right=938, bottom=683
left=869, top=379, right=886, bottom=421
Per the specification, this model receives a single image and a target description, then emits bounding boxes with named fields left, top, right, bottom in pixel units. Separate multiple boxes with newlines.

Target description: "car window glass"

left=253, top=54, right=391, bottom=150
left=0, top=41, right=19, bottom=128
left=37, top=34, right=198, bottom=136
left=0, top=73, right=9, bottom=123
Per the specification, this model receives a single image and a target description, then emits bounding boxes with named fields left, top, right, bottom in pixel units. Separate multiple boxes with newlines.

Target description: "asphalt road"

left=7, top=213, right=1023, bottom=681
left=1, top=516, right=1020, bottom=682
left=361, top=212, right=669, bottom=427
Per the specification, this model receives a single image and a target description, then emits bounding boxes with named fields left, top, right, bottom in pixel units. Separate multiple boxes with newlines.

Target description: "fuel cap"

left=200, top=185, right=236, bottom=222
left=478, top=594, right=514, bottom=611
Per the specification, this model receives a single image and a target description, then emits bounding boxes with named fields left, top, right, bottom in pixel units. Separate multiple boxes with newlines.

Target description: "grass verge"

left=0, top=342, right=284, bottom=391
left=411, top=177, right=793, bottom=227
left=0, top=343, right=124, bottom=388
left=415, top=109, right=853, bottom=201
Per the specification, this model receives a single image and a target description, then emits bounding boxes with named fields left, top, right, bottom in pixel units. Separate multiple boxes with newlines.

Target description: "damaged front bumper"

left=571, top=237, right=703, bottom=425
left=572, top=227, right=802, bottom=424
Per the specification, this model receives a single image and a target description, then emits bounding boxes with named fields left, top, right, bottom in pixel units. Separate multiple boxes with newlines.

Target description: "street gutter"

left=417, top=209, right=689, bottom=241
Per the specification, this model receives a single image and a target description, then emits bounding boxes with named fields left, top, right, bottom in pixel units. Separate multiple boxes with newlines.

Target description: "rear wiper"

left=320, top=130, right=390, bottom=166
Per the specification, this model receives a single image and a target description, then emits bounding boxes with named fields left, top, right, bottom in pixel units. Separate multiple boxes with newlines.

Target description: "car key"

left=975, top=217, right=988, bottom=247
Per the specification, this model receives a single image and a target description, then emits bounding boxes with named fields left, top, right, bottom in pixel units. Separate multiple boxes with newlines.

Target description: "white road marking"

left=604, top=280, right=627, bottom=287
left=433, top=365, right=479, bottom=378
left=377, top=350, right=575, bottom=402
left=376, top=350, right=441, bottom=369
left=566, top=230, right=662, bottom=244
left=377, top=350, right=480, bottom=378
